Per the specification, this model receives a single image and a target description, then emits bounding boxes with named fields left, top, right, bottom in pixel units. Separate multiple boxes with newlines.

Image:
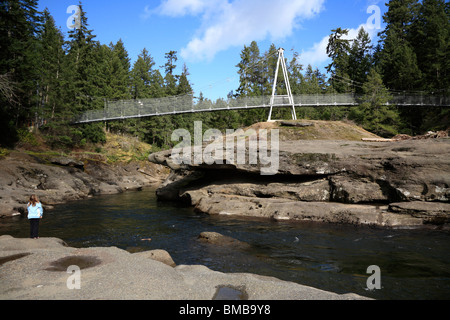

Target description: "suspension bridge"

left=73, top=48, right=450, bottom=124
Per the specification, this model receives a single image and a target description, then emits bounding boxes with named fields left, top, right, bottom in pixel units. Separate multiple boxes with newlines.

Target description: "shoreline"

left=0, top=235, right=371, bottom=300
left=0, top=149, right=169, bottom=219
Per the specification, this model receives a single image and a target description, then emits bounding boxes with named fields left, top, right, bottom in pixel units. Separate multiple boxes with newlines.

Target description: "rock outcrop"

left=0, top=235, right=369, bottom=300
left=149, top=122, right=450, bottom=229
left=198, top=231, right=251, bottom=250
left=0, top=151, right=168, bottom=218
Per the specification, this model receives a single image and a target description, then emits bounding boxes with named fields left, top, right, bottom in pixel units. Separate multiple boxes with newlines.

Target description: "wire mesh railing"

left=73, top=93, right=450, bottom=124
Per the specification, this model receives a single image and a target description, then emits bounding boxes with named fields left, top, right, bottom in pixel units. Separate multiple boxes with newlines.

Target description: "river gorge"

left=1, top=121, right=449, bottom=300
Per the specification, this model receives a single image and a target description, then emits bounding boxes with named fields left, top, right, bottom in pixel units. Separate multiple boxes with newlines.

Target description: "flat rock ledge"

left=150, top=138, right=450, bottom=229
left=0, top=235, right=369, bottom=300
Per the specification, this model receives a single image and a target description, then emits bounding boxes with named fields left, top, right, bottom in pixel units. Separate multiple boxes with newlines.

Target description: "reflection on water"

left=1, top=187, right=449, bottom=300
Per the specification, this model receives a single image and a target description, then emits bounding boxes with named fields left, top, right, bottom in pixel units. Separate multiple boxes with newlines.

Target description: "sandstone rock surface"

left=149, top=123, right=450, bottom=229
left=0, top=235, right=369, bottom=300
left=0, top=151, right=168, bottom=218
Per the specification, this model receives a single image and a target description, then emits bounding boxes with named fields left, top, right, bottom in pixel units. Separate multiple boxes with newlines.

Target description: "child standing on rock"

left=27, top=195, right=43, bottom=239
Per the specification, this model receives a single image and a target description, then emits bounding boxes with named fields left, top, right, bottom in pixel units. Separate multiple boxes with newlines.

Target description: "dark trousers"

left=29, top=219, right=40, bottom=238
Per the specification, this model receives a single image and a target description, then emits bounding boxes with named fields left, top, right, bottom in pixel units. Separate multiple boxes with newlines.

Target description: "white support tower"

left=268, top=48, right=297, bottom=122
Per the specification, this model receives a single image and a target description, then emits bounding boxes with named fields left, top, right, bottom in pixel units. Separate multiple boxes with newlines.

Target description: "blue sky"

left=38, top=0, right=388, bottom=101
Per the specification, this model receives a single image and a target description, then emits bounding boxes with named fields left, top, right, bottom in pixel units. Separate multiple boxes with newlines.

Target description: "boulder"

left=330, top=176, right=388, bottom=204
left=198, top=232, right=251, bottom=250
left=133, top=249, right=177, bottom=267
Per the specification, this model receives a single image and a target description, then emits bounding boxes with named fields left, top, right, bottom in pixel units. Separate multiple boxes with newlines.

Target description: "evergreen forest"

left=1, top=0, right=449, bottom=151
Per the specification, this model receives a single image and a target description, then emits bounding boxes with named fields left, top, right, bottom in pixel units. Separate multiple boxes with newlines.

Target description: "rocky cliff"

left=149, top=121, right=450, bottom=228
left=0, top=150, right=168, bottom=218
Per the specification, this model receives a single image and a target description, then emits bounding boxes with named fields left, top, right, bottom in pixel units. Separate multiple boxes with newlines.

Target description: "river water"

left=1, top=187, right=449, bottom=300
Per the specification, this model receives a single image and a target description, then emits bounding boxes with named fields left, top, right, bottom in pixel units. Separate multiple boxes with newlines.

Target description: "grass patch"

left=277, top=120, right=381, bottom=141
left=0, top=147, right=10, bottom=159
left=101, top=132, right=152, bottom=163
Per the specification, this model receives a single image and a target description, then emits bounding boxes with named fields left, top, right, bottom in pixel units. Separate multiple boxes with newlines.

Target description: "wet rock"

left=388, top=202, right=450, bottom=224
left=193, top=194, right=424, bottom=228
left=45, top=255, right=101, bottom=271
left=213, top=285, right=248, bottom=300
left=198, top=232, right=251, bottom=250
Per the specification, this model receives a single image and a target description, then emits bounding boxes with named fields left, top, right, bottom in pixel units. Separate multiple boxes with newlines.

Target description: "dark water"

left=1, top=187, right=449, bottom=300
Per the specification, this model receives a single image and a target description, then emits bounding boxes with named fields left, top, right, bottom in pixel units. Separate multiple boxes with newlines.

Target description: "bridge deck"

left=73, top=94, right=450, bottom=124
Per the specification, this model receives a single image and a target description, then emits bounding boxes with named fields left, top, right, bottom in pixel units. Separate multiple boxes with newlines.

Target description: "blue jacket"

left=27, top=202, right=43, bottom=219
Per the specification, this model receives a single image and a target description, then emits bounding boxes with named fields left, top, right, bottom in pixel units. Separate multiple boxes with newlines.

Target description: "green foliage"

left=377, top=0, right=450, bottom=133
left=351, top=69, right=400, bottom=137
left=80, top=123, right=106, bottom=144
left=17, top=128, right=39, bottom=146
left=1, top=0, right=448, bottom=151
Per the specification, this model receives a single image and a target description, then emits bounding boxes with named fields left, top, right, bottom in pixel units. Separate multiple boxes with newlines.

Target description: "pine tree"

left=0, top=0, right=42, bottom=121
left=378, top=0, right=422, bottom=91
left=150, top=69, right=165, bottom=98
left=352, top=68, right=400, bottom=137
left=326, top=28, right=352, bottom=93
left=287, top=50, right=304, bottom=95
left=38, top=9, right=65, bottom=120
left=0, top=0, right=42, bottom=146
left=108, top=39, right=131, bottom=100
left=413, top=0, right=450, bottom=92
left=380, top=28, right=422, bottom=91
left=235, top=41, right=267, bottom=123
left=380, top=0, right=420, bottom=42
left=163, top=51, right=178, bottom=96
left=64, top=2, right=100, bottom=113
left=236, top=41, right=262, bottom=97
left=177, top=63, right=193, bottom=95
left=262, top=44, right=279, bottom=96
left=131, top=48, right=155, bottom=99
left=63, top=2, right=105, bottom=145
left=348, top=27, right=373, bottom=93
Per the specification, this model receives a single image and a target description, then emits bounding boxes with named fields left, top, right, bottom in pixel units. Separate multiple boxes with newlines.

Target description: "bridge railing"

left=293, top=94, right=358, bottom=105
left=389, top=94, right=450, bottom=106
left=73, top=93, right=449, bottom=123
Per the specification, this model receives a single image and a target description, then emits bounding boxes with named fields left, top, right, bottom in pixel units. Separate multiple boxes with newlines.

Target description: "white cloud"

left=300, top=35, right=330, bottom=68
left=152, top=0, right=326, bottom=62
left=300, top=22, right=380, bottom=70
